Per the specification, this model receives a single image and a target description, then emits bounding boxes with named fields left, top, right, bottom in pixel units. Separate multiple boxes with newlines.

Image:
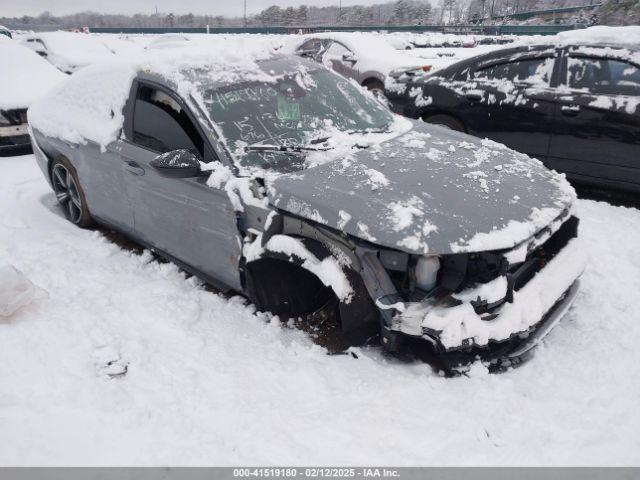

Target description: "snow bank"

left=2, top=155, right=640, bottom=465
left=0, top=36, right=65, bottom=110
left=0, top=261, right=45, bottom=317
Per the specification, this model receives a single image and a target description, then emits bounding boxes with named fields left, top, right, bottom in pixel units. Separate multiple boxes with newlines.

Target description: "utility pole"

left=244, top=0, right=247, bottom=27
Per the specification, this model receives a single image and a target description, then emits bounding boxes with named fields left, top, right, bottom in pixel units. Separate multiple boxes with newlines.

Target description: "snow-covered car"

left=20, top=31, right=115, bottom=74
left=144, top=34, right=191, bottom=50
left=0, top=36, right=64, bottom=155
left=289, top=33, right=433, bottom=96
left=0, top=25, right=11, bottom=39
left=28, top=46, right=585, bottom=371
left=385, top=27, right=640, bottom=193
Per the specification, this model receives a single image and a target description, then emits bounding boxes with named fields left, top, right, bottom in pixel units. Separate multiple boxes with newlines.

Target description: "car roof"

left=437, top=41, right=639, bottom=77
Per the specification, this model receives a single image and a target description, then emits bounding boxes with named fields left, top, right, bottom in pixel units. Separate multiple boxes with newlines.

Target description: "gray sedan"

left=29, top=55, right=584, bottom=372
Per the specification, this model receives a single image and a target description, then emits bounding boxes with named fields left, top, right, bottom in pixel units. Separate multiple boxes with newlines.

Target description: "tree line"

left=0, top=0, right=618, bottom=29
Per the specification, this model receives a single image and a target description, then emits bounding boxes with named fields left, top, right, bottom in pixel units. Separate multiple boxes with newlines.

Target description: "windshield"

left=200, top=68, right=393, bottom=173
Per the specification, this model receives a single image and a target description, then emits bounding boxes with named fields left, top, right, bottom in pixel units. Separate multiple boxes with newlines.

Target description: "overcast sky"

left=2, top=0, right=394, bottom=17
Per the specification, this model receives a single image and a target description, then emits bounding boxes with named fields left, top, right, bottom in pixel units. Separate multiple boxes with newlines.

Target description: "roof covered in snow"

left=0, top=36, right=65, bottom=110
left=28, top=37, right=282, bottom=148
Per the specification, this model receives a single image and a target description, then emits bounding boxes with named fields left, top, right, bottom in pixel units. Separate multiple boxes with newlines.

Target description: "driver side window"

left=132, top=84, right=204, bottom=158
left=474, top=57, right=554, bottom=86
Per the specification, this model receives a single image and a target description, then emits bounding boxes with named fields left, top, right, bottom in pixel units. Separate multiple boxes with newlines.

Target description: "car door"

left=548, top=47, right=640, bottom=191
left=459, top=49, right=559, bottom=161
left=116, top=79, right=243, bottom=291
left=321, top=41, right=358, bottom=82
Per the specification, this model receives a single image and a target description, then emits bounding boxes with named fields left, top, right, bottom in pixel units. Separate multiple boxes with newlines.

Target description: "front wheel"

left=51, top=157, right=93, bottom=228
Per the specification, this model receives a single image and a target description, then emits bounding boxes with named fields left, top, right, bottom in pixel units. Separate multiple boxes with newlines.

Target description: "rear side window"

left=132, top=85, right=204, bottom=157
left=474, top=57, right=554, bottom=86
left=567, top=57, right=640, bottom=95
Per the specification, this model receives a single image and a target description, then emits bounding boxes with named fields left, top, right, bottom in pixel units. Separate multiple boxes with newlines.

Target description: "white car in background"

left=0, top=36, right=64, bottom=155
left=20, top=31, right=115, bottom=74
left=289, top=32, right=432, bottom=96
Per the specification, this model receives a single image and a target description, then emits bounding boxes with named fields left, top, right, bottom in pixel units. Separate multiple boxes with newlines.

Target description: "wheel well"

left=245, top=256, right=335, bottom=317
left=244, top=237, right=380, bottom=342
left=421, top=111, right=467, bottom=133
left=362, top=77, right=384, bottom=89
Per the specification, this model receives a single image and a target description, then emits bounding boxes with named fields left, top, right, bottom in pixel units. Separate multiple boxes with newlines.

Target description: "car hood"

left=266, top=120, right=575, bottom=255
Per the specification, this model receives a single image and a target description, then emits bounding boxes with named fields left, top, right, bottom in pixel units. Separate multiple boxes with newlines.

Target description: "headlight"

left=415, top=255, right=440, bottom=292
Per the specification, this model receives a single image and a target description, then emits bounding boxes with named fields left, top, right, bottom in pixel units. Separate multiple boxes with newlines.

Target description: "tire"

left=50, top=156, right=93, bottom=228
left=424, top=114, right=465, bottom=132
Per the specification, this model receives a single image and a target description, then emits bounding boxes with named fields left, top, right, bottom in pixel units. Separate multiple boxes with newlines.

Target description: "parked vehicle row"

left=20, top=31, right=117, bottom=74
left=384, top=40, right=640, bottom=193
left=28, top=47, right=585, bottom=370
left=290, top=33, right=436, bottom=96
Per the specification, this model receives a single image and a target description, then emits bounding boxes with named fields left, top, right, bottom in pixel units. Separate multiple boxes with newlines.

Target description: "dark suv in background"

left=385, top=43, right=640, bottom=193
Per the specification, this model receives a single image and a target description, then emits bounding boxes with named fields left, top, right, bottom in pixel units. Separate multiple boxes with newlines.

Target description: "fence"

left=5, top=24, right=583, bottom=35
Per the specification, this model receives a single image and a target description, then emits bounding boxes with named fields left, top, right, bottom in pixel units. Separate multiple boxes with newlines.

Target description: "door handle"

left=561, top=105, right=580, bottom=117
left=465, top=91, right=482, bottom=101
left=123, top=161, right=145, bottom=176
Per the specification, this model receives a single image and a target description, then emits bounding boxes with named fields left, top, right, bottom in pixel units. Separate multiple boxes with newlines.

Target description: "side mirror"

left=150, top=149, right=202, bottom=178
left=342, top=52, right=357, bottom=64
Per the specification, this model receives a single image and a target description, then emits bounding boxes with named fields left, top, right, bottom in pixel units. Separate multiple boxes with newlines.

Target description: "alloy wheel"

left=52, top=163, right=83, bottom=224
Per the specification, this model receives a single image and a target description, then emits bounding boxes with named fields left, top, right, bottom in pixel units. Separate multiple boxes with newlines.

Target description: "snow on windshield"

left=199, top=67, right=393, bottom=173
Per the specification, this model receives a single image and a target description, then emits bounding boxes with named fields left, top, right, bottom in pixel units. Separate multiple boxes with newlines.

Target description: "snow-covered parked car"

left=0, top=25, right=11, bottom=39
left=385, top=26, right=640, bottom=193
left=0, top=36, right=64, bottom=155
left=20, top=31, right=115, bottom=74
left=144, top=34, right=191, bottom=50
left=289, top=32, right=434, bottom=96
left=27, top=44, right=585, bottom=371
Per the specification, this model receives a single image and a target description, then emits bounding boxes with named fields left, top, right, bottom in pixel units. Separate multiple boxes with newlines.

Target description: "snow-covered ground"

left=1, top=154, right=639, bottom=466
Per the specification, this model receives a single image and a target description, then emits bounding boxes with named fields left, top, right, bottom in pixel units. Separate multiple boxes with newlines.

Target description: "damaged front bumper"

left=381, top=236, right=586, bottom=368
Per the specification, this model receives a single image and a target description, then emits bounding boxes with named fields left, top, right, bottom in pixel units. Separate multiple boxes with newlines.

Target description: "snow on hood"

left=267, top=120, right=575, bottom=256
left=28, top=37, right=280, bottom=149
left=0, top=36, right=65, bottom=110
left=286, top=32, right=427, bottom=76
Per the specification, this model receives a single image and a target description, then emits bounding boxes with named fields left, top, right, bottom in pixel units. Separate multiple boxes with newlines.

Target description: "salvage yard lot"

left=1, top=154, right=639, bottom=465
